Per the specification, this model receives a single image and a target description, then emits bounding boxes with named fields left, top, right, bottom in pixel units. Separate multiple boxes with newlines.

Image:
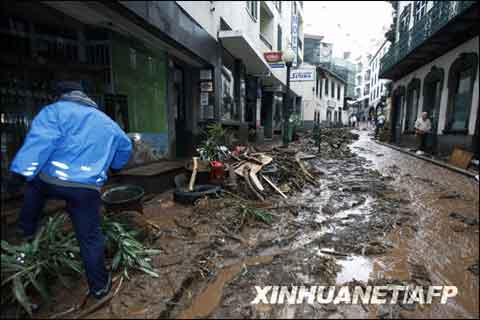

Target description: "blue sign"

left=269, top=63, right=285, bottom=69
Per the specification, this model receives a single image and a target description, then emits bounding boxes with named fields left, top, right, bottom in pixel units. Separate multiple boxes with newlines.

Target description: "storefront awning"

left=219, top=30, right=270, bottom=75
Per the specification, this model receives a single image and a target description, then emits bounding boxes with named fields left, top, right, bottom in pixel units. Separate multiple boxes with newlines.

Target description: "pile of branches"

left=1, top=213, right=160, bottom=317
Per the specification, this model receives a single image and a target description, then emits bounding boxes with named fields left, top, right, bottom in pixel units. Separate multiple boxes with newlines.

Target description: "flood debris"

left=467, top=261, right=479, bottom=276
left=7, top=128, right=476, bottom=319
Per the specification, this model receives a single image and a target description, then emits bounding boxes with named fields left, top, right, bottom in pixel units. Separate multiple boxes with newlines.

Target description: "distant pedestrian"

left=351, top=115, right=357, bottom=128
left=375, top=113, right=386, bottom=139
left=415, top=111, right=432, bottom=154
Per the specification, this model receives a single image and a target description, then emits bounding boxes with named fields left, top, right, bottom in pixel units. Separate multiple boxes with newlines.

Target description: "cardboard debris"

left=449, top=147, right=473, bottom=169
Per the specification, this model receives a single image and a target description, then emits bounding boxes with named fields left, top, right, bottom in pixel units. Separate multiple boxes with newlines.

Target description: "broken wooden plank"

left=188, top=157, right=199, bottom=192
left=261, top=174, right=287, bottom=199
left=234, top=162, right=263, bottom=177
left=249, top=170, right=265, bottom=192
left=243, top=166, right=265, bottom=202
left=295, top=153, right=316, bottom=181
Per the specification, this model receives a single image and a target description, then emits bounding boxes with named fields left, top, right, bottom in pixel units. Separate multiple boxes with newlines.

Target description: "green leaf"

left=32, top=227, right=45, bottom=252
left=1, top=240, right=20, bottom=254
left=112, top=252, right=122, bottom=271
left=137, top=267, right=159, bottom=278
left=144, top=249, right=162, bottom=255
left=12, top=277, right=32, bottom=317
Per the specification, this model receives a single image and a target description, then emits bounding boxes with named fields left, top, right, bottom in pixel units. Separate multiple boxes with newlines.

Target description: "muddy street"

left=35, top=130, right=479, bottom=319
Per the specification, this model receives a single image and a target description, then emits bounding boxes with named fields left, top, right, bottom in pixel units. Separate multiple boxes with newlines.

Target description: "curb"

left=373, top=140, right=478, bottom=180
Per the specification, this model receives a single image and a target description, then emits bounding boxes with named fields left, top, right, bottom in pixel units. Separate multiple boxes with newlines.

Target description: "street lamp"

left=283, top=46, right=295, bottom=145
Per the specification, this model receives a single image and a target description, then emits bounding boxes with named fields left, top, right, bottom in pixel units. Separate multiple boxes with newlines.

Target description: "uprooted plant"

left=197, top=123, right=232, bottom=161
left=1, top=213, right=161, bottom=317
left=1, top=214, right=82, bottom=317
left=102, top=215, right=161, bottom=280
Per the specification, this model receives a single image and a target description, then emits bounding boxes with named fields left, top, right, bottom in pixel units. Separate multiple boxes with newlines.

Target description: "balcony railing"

left=380, top=1, right=475, bottom=76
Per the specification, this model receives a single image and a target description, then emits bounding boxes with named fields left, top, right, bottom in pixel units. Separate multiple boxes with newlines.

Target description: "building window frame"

left=274, top=1, right=282, bottom=13
left=445, top=52, right=478, bottom=133
left=414, top=0, right=427, bottom=23
left=399, top=4, right=411, bottom=37
left=319, top=76, right=323, bottom=98
left=246, top=1, right=258, bottom=21
left=331, top=81, right=335, bottom=98
left=277, top=25, right=282, bottom=51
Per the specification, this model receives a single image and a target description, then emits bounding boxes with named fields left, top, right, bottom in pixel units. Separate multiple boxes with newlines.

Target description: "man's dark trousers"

left=19, top=177, right=108, bottom=295
left=417, top=132, right=427, bottom=151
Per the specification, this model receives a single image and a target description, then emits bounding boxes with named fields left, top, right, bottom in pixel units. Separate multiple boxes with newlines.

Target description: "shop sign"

left=291, top=14, right=299, bottom=67
left=264, top=52, right=283, bottom=63
left=269, top=63, right=285, bottom=69
left=290, top=69, right=315, bottom=82
left=200, top=81, right=213, bottom=92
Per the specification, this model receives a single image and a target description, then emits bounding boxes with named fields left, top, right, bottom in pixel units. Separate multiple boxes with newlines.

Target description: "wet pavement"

left=36, top=130, right=478, bottom=319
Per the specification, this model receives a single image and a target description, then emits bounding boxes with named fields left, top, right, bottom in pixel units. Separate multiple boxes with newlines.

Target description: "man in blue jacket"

left=9, top=81, right=132, bottom=300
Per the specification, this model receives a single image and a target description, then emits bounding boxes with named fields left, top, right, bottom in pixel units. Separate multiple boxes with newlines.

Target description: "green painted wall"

left=111, top=34, right=167, bottom=133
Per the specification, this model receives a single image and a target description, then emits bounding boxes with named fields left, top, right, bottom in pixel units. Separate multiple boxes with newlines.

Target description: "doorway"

left=391, top=87, right=405, bottom=144
left=422, top=67, right=444, bottom=154
left=261, top=91, right=274, bottom=139
left=173, top=65, right=188, bottom=158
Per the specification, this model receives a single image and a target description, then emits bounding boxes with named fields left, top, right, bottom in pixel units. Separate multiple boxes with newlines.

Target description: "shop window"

left=148, top=56, right=155, bottom=75
left=130, top=48, right=137, bottom=70
left=221, top=66, right=235, bottom=121
left=446, top=53, right=478, bottom=132
left=246, top=1, right=258, bottom=21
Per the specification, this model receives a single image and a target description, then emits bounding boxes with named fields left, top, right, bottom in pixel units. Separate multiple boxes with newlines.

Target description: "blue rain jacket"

left=10, top=99, right=132, bottom=187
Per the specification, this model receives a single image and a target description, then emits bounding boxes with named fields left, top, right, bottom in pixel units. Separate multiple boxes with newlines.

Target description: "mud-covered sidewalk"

left=38, top=130, right=478, bottom=319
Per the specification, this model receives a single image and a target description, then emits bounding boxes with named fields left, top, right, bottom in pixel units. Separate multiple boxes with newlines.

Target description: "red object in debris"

left=209, top=161, right=225, bottom=184
left=232, top=146, right=246, bottom=157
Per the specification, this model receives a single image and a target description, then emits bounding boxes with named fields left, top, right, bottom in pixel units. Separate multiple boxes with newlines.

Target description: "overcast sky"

left=303, top=1, right=393, bottom=59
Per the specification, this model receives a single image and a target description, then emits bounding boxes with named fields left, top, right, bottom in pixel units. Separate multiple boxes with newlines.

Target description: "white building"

left=380, top=1, right=479, bottom=157
left=368, top=40, right=391, bottom=116
left=177, top=1, right=305, bottom=140
left=352, top=53, right=372, bottom=122
left=290, top=63, right=347, bottom=128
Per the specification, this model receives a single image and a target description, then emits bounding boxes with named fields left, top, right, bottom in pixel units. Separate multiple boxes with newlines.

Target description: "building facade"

left=0, top=0, right=306, bottom=185
left=369, top=40, right=391, bottom=117
left=380, top=1, right=479, bottom=157
left=352, top=53, right=373, bottom=122
left=290, top=63, right=347, bottom=128
left=177, top=1, right=305, bottom=141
